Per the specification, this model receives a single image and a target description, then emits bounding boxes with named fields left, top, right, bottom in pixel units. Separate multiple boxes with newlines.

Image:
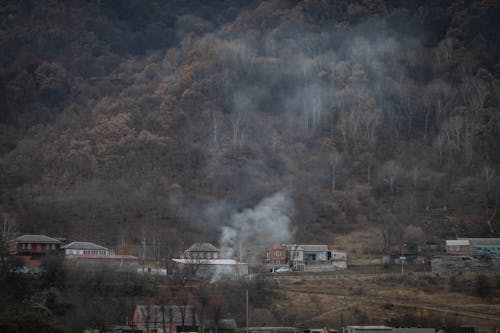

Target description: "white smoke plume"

left=219, top=192, right=294, bottom=260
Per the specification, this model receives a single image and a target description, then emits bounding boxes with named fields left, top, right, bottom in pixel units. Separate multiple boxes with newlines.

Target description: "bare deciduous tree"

left=381, top=160, right=402, bottom=197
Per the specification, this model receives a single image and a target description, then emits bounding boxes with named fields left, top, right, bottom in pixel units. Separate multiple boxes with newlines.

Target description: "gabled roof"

left=62, top=241, right=109, bottom=250
left=186, top=242, right=220, bottom=252
left=14, top=235, right=61, bottom=244
left=300, top=244, right=329, bottom=252
left=460, top=238, right=500, bottom=246
left=446, top=239, right=470, bottom=246
left=135, top=305, right=197, bottom=325
left=285, top=244, right=329, bottom=252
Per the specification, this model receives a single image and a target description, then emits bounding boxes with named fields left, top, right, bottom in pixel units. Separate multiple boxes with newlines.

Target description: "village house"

left=132, top=305, right=198, bottom=333
left=174, top=243, right=248, bottom=279
left=62, top=241, right=115, bottom=256
left=284, top=244, right=347, bottom=271
left=265, top=243, right=287, bottom=269
left=446, top=238, right=500, bottom=257
left=182, top=242, right=221, bottom=259
left=465, top=238, right=500, bottom=256
left=172, top=258, right=248, bottom=279
left=9, top=234, right=62, bottom=272
left=63, top=241, right=138, bottom=272
left=445, top=239, right=470, bottom=256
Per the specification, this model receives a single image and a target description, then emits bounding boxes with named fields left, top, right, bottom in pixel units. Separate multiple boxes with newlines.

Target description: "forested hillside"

left=1, top=0, right=499, bottom=259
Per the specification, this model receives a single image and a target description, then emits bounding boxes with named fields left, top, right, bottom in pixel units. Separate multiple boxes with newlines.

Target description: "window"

left=27, top=243, right=32, bottom=250
left=275, top=259, right=280, bottom=265
left=275, top=251, right=281, bottom=257
left=213, top=253, right=218, bottom=259
left=206, top=252, right=212, bottom=259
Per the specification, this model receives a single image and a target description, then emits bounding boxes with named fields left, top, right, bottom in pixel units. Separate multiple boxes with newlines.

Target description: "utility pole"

left=400, top=243, right=406, bottom=277
left=246, top=289, right=249, bottom=333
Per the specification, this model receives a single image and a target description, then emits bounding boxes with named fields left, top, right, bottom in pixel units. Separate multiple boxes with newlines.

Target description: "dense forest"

left=1, top=0, right=499, bottom=261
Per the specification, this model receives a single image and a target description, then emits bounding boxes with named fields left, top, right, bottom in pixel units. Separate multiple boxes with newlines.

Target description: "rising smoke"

left=219, top=192, right=295, bottom=260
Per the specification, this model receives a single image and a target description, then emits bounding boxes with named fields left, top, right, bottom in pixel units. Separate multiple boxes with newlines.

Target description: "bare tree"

left=381, top=160, right=402, bottom=197
left=482, top=164, right=498, bottom=235
left=330, top=149, right=343, bottom=192
left=0, top=213, right=17, bottom=264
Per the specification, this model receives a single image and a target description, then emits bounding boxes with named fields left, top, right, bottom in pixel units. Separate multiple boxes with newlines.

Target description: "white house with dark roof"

left=182, top=242, right=221, bottom=259
left=62, top=241, right=114, bottom=256
left=174, top=243, right=248, bottom=279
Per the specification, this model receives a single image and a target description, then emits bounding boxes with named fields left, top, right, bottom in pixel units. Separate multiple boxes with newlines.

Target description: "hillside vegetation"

left=0, top=0, right=499, bottom=258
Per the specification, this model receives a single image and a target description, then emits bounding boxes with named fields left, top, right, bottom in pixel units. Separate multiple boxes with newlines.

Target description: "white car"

left=274, top=267, right=291, bottom=273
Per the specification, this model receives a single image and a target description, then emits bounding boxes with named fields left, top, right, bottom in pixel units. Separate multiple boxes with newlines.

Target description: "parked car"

left=274, top=266, right=291, bottom=273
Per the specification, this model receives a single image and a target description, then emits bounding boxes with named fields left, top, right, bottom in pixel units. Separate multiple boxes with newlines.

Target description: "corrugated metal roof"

left=300, top=245, right=329, bottom=252
left=284, top=244, right=330, bottom=252
left=446, top=239, right=469, bottom=246
left=14, top=235, right=61, bottom=243
left=62, top=241, right=109, bottom=250
left=460, top=238, right=500, bottom=246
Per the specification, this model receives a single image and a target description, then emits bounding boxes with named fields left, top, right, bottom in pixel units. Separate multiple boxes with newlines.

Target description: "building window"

left=27, top=243, right=32, bottom=249
left=275, top=251, right=281, bottom=257
left=275, top=259, right=280, bottom=265
left=213, top=253, right=218, bottom=259
left=206, top=252, right=212, bottom=259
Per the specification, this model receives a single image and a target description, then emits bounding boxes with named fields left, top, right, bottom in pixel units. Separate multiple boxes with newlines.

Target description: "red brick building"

left=9, top=234, right=62, bottom=271
left=266, top=243, right=286, bottom=265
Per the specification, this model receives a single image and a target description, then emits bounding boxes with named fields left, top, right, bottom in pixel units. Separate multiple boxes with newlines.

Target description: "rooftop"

left=173, top=258, right=247, bottom=265
left=62, top=241, right=109, bottom=250
left=186, top=242, right=220, bottom=252
left=285, top=244, right=329, bottom=252
left=460, top=237, right=500, bottom=246
left=446, top=239, right=469, bottom=246
left=14, top=234, right=61, bottom=244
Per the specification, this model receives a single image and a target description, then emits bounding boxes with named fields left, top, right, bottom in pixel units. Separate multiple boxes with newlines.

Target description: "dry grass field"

left=269, top=275, right=500, bottom=332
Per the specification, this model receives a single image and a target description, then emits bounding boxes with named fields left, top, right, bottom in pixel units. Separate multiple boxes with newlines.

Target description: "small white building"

left=62, top=241, right=115, bottom=256
left=172, top=258, right=248, bottom=279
